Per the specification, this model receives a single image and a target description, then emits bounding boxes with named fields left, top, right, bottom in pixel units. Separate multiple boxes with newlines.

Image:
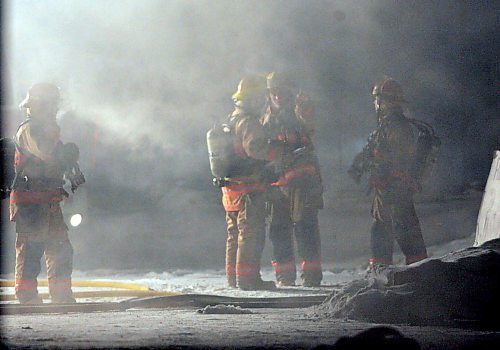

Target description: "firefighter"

left=348, top=77, right=428, bottom=270
left=10, top=83, right=83, bottom=303
left=261, top=72, right=323, bottom=287
left=221, top=75, right=279, bottom=290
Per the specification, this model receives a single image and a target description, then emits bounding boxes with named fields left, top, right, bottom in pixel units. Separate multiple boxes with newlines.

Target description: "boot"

left=302, top=280, right=321, bottom=287
left=277, top=279, right=296, bottom=287
left=17, top=294, right=43, bottom=304
left=51, top=291, right=76, bottom=304
left=227, top=279, right=237, bottom=288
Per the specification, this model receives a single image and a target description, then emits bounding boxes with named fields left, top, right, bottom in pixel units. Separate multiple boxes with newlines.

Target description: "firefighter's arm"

left=16, top=122, right=60, bottom=161
left=239, top=118, right=281, bottom=162
left=295, top=91, right=315, bottom=136
left=55, top=142, right=86, bottom=192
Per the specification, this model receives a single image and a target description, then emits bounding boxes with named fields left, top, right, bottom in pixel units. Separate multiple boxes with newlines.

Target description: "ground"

left=2, top=239, right=500, bottom=350
left=2, top=307, right=500, bottom=349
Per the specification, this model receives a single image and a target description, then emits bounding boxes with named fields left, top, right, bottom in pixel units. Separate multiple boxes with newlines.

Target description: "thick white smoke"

left=2, top=0, right=498, bottom=270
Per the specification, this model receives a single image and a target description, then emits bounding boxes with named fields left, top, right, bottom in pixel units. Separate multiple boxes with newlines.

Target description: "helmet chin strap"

left=376, top=109, right=382, bottom=125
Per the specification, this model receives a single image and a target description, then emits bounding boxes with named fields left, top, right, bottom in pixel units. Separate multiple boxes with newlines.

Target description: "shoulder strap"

left=408, top=118, right=436, bottom=136
left=13, top=118, right=32, bottom=149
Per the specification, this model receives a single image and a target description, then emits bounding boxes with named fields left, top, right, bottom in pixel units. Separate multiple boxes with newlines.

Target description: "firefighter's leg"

left=236, top=192, right=274, bottom=290
left=45, top=239, right=75, bottom=303
left=392, top=199, right=428, bottom=265
left=369, top=220, right=394, bottom=268
left=225, top=211, right=239, bottom=288
left=268, top=193, right=296, bottom=286
left=294, top=208, right=323, bottom=287
left=369, top=189, right=394, bottom=268
left=45, top=206, right=75, bottom=303
left=15, top=233, right=44, bottom=303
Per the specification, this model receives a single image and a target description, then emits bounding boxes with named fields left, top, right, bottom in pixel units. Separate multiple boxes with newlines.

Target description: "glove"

left=65, top=163, right=85, bottom=193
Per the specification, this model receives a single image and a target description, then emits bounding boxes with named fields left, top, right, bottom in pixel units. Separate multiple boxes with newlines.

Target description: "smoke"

left=1, top=0, right=498, bottom=271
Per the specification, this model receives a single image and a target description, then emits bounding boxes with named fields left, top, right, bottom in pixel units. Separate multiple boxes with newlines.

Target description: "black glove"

left=65, top=162, right=86, bottom=193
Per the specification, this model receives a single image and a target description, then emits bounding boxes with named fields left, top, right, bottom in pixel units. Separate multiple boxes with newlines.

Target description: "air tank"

left=206, top=124, right=234, bottom=179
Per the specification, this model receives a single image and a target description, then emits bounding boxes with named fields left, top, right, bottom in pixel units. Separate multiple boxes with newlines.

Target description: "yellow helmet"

left=232, top=75, right=267, bottom=102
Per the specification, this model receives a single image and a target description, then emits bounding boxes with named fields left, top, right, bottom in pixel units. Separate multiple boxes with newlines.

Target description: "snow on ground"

left=1, top=236, right=474, bottom=304
left=1, top=267, right=365, bottom=304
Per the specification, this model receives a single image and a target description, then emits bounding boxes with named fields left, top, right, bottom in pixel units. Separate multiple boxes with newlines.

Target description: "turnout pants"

left=370, top=183, right=428, bottom=267
left=15, top=204, right=74, bottom=303
left=269, top=186, right=323, bottom=286
left=225, top=192, right=267, bottom=289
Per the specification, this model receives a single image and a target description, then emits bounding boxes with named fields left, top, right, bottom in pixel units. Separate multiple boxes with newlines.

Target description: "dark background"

left=1, top=0, right=498, bottom=272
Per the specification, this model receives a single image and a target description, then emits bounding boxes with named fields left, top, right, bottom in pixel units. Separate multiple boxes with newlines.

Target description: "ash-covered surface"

left=312, top=239, right=500, bottom=329
left=2, top=307, right=500, bottom=350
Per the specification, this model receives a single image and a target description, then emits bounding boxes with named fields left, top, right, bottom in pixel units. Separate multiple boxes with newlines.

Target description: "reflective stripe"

left=226, top=265, right=237, bottom=275
left=272, top=261, right=295, bottom=273
left=222, top=183, right=266, bottom=195
left=272, top=164, right=317, bottom=186
left=222, top=183, right=265, bottom=211
left=236, top=264, right=259, bottom=276
left=15, top=279, right=37, bottom=291
left=301, top=261, right=322, bottom=272
left=14, top=151, right=40, bottom=166
left=11, top=190, right=63, bottom=203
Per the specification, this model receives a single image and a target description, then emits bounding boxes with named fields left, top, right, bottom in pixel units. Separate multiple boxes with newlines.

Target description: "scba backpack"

left=1, top=137, right=16, bottom=199
left=408, top=118, right=441, bottom=189
left=206, top=122, right=235, bottom=181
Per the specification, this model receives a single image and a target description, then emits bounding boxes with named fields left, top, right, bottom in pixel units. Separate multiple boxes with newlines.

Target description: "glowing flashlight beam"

left=70, top=214, right=83, bottom=227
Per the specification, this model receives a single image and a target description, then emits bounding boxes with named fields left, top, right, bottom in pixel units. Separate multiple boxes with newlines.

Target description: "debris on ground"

left=197, top=304, right=254, bottom=314
left=312, top=238, right=500, bottom=328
